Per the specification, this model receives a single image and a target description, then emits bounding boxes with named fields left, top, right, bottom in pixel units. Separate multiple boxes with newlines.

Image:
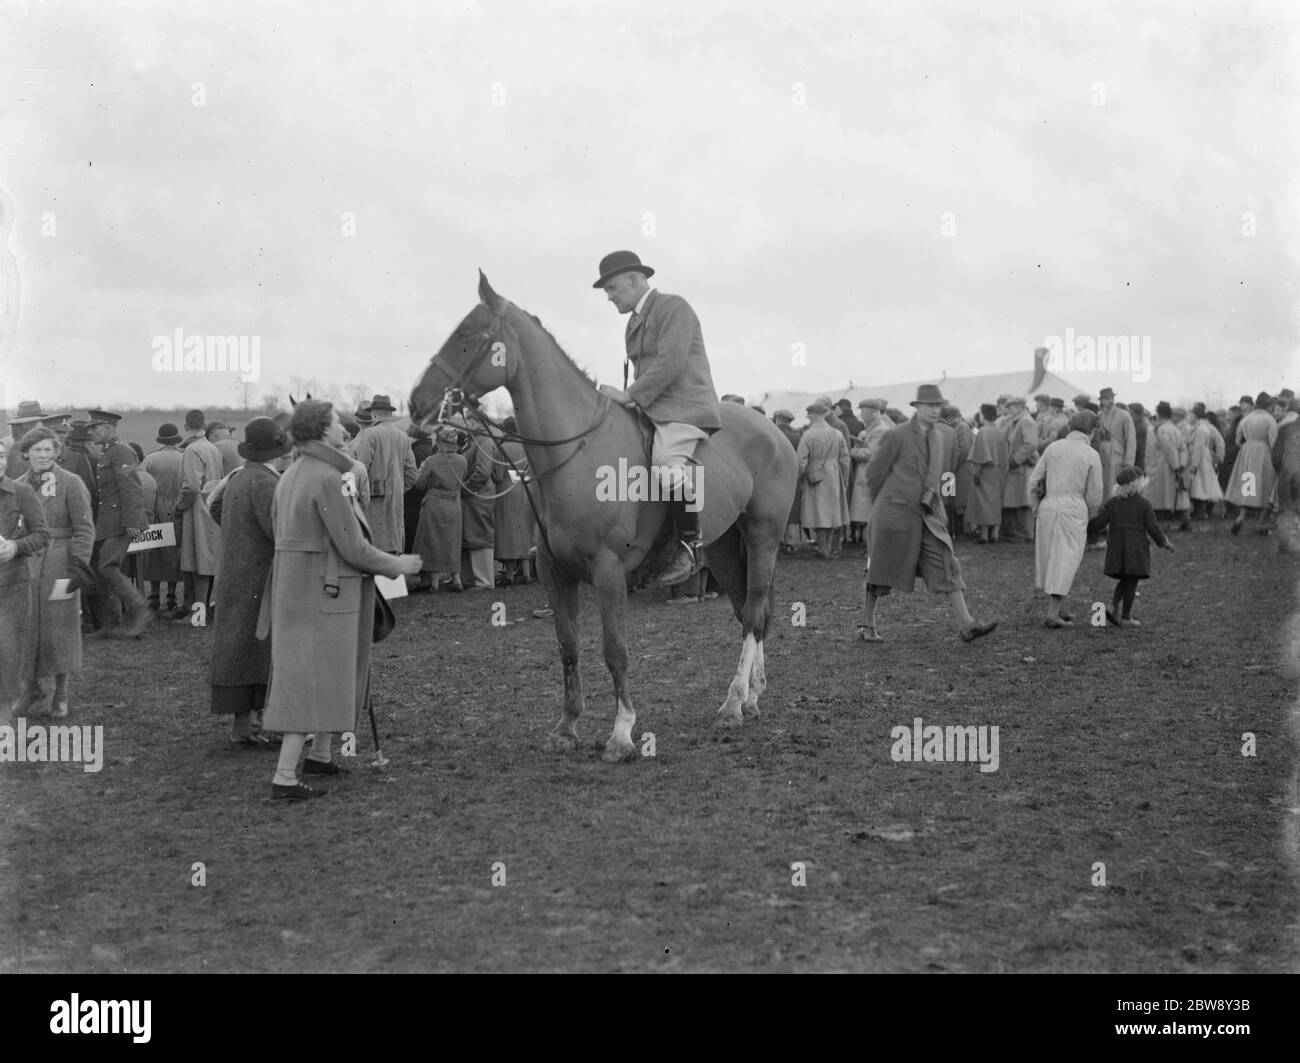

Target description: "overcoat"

left=1002, top=411, right=1038, bottom=509
left=141, top=446, right=182, bottom=582
left=1273, top=417, right=1300, bottom=516
left=351, top=420, right=417, bottom=552
left=1187, top=421, right=1224, bottom=502
left=215, top=437, right=244, bottom=477
left=950, top=419, right=975, bottom=514
left=625, top=290, right=724, bottom=431
left=849, top=420, right=890, bottom=523
left=797, top=422, right=850, bottom=529
left=1224, top=409, right=1278, bottom=508
left=0, top=477, right=49, bottom=703
left=1144, top=420, right=1188, bottom=511
left=258, top=442, right=405, bottom=734
left=413, top=449, right=467, bottom=572
left=460, top=436, right=505, bottom=550
left=777, top=423, right=803, bottom=525
left=177, top=437, right=223, bottom=574
left=494, top=441, right=535, bottom=560
left=1098, top=405, right=1136, bottom=498
left=967, top=423, right=1008, bottom=526
left=864, top=418, right=959, bottom=593
left=1087, top=493, right=1169, bottom=579
left=208, top=462, right=279, bottom=693
left=22, top=467, right=94, bottom=678
left=1027, top=433, right=1102, bottom=597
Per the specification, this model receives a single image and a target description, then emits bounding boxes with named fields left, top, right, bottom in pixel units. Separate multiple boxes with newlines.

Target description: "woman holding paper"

left=258, top=401, right=421, bottom=800
left=12, top=427, right=93, bottom=718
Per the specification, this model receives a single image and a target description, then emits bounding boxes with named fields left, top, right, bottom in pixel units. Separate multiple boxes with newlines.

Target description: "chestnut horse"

left=411, top=273, right=796, bottom=761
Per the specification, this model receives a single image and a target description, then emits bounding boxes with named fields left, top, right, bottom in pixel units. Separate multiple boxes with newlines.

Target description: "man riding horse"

left=593, top=250, right=722, bottom=586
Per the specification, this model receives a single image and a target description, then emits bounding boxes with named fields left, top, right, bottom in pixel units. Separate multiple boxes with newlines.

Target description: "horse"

left=410, top=272, right=797, bottom=761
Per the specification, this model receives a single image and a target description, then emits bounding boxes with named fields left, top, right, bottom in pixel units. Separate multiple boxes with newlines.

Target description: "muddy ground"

left=1, top=517, right=1296, bottom=972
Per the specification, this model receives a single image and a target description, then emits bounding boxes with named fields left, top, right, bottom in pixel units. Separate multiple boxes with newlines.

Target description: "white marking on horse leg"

left=603, top=697, right=637, bottom=762
left=717, top=632, right=757, bottom=724
left=743, top=640, right=767, bottom=717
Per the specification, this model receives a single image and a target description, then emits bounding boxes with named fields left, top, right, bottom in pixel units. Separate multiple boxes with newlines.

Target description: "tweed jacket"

left=624, top=289, right=723, bottom=431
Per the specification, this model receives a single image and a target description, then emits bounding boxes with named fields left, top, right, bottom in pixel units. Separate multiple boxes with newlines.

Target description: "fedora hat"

left=368, top=394, right=396, bottom=413
left=910, top=384, right=946, bottom=407
left=592, top=250, right=655, bottom=289
left=772, top=409, right=795, bottom=422
left=156, top=423, right=183, bottom=445
left=238, top=416, right=293, bottom=461
left=10, top=399, right=49, bottom=425
left=354, top=402, right=374, bottom=426
left=1099, top=387, right=1116, bottom=400
left=806, top=401, right=829, bottom=415
left=87, top=408, right=123, bottom=426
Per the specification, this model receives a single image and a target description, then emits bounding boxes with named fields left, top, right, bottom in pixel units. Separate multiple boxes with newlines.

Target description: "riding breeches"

left=650, top=422, right=708, bottom=500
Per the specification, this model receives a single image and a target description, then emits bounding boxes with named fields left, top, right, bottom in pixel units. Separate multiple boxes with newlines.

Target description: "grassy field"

left=1, top=516, right=1296, bottom=973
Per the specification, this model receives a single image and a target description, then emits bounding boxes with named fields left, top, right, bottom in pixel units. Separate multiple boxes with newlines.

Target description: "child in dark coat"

left=1086, top=465, right=1176, bottom=626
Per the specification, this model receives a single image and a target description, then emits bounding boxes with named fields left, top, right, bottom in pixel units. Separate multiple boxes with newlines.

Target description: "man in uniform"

left=1097, top=386, right=1136, bottom=501
left=593, top=250, right=723, bottom=585
left=350, top=393, right=417, bottom=553
left=87, top=409, right=153, bottom=638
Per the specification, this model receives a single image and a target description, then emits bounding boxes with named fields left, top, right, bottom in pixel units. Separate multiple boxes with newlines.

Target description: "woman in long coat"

left=258, top=402, right=420, bottom=799
left=493, top=424, right=535, bottom=584
left=459, top=429, right=505, bottom=589
left=967, top=405, right=1008, bottom=541
left=208, top=418, right=292, bottom=744
left=848, top=406, right=890, bottom=529
left=1144, top=402, right=1189, bottom=522
left=1027, top=413, right=1103, bottom=628
left=141, top=426, right=183, bottom=612
left=1186, top=407, right=1224, bottom=517
left=15, top=428, right=94, bottom=718
left=413, top=427, right=467, bottom=591
left=0, top=438, right=50, bottom=716
left=1226, top=393, right=1279, bottom=534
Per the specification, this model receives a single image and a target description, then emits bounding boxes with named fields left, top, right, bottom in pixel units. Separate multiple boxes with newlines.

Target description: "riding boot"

left=656, top=501, right=702, bottom=586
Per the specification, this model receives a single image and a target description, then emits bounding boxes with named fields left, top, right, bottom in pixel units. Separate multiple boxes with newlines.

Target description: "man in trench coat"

left=858, top=385, right=997, bottom=645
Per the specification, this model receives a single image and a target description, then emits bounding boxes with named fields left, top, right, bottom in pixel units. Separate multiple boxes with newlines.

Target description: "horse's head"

left=410, top=271, right=517, bottom=427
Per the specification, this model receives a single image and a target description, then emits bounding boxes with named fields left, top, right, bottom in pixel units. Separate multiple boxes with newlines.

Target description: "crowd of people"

left=0, top=397, right=539, bottom=797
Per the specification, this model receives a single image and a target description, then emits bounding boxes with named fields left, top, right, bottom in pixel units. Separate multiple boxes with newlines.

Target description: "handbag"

left=373, top=586, right=396, bottom=643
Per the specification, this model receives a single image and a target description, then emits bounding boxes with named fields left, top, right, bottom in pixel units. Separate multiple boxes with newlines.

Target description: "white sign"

left=126, top=522, right=178, bottom=553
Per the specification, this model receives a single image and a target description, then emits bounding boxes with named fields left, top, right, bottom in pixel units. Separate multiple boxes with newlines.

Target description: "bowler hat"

left=238, top=417, right=293, bottom=462
left=592, top=250, right=655, bottom=288
left=1099, top=387, right=1116, bottom=399
left=87, top=409, right=122, bottom=425
left=156, top=423, right=183, bottom=445
left=910, top=384, right=946, bottom=407
left=369, top=394, right=396, bottom=413
left=806, top=401, right=829, bottom=415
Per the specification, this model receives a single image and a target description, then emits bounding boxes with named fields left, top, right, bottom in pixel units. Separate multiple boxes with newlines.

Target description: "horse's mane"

left=461, top=303, right=598, bottom=389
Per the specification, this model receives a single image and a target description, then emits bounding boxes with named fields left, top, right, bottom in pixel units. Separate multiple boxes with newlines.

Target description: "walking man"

left=87, top=409, right=153, bottom=638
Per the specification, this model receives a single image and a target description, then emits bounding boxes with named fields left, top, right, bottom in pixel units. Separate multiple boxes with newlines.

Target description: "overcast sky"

left=1, top=0, right=1297, bottom=420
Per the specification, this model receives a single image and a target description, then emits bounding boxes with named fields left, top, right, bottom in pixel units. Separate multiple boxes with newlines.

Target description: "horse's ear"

left=478, top=269, right=506, bottom=313
left=289, top=394, right=298, bottom=408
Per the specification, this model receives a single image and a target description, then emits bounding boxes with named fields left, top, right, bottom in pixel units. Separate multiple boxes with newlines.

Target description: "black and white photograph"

left=1, top=0, right=1297, bottom=1005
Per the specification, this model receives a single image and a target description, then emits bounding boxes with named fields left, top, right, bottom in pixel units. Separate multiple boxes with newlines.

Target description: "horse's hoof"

left=601, top=742, right=636, bottom=763
left=546, top=732, right=578, bottom=753
left=713, top=712, right=743, bottom=730
left=741, top=700, right=761, bottom=719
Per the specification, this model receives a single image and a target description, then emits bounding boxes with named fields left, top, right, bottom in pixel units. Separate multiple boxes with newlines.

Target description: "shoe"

left=122, top=602, right=155, bottom=638
left=1043, top=617, right=1072, bottom=629
left=13, top=684, right=46, bottom=716
left=856, top=625, right=883, bottom=642
left=959, top=621, right=997, bottom=643
left=49, top=696, right=69, bottom=719
left=160, top=605, right=191, bottom=621
left=1230, top=518, right=1243, bottom=536
left=87, top=626, right=126, bottom=640
left=666, top=595, right=702, bottom=605
left=230, top=734, right=263, bottom=749
left=1104, top=606, right=1121, bottom=627
left=1119, top=617, right=1141, bottom=627
left=531, top=607, right=554, bottom=618
left=702, top=590, right=719, bottom=599
left=1058, top=611, right=1073, bottom=623
left=302, top=757, right=351, bottom=776
left=656, top=541, right=702, bottom=587
left=270, top=782, right=324, bottom=801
